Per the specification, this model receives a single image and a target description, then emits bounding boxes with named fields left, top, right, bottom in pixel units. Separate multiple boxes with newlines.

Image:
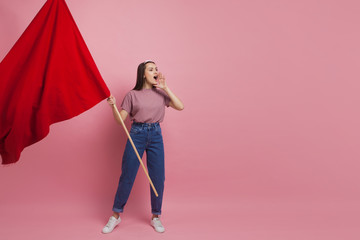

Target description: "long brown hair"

left=132, top=60, right=155, bottom=90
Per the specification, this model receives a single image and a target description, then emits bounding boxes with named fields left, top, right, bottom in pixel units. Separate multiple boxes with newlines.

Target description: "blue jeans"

left=112, top=122, right=165, bottom=215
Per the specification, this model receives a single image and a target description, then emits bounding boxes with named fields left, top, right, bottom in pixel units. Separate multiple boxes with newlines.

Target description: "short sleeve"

left=121, top=92, right=132, bottom=113
left=154, top=88, right=171, bottom=107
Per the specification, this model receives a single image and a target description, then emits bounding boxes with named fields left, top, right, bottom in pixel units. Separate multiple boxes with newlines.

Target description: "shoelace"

left=152, top=218, right=163, bottom=227
left=106, top=218, right=116, bottom=228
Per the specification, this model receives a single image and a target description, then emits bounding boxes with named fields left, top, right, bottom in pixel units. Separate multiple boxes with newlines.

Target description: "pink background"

left=1, top=0, right=360, bottom=239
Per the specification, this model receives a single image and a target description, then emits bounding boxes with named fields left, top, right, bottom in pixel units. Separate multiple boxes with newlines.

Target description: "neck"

left=143, top=82, right=153, bottom=89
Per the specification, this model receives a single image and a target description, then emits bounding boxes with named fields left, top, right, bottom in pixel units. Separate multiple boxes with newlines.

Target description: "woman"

left=102, top=60, right=184, bottom=234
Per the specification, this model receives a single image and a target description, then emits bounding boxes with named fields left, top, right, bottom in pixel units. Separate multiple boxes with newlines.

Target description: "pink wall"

left=1, top=0, right=360, bottom=238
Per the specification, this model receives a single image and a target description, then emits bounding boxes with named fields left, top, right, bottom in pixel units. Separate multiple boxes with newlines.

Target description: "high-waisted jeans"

left=112, top=122, right=165, bottom=215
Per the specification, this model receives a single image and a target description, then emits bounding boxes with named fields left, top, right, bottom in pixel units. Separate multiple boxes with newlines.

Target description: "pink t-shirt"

left=121, top=88, right=171, bottom=123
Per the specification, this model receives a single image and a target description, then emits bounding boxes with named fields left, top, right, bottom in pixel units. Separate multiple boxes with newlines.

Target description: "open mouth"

left=154, top=76, right=158, bottom=80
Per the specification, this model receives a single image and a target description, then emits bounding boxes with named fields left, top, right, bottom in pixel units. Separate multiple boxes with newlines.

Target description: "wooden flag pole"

left=112, top=105, right=159, bottom=197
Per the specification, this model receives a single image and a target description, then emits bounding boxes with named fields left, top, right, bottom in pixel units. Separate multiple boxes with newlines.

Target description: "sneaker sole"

left=151, top=223, right=165, bottom=233
left=102, top=220, right=121, bottom=234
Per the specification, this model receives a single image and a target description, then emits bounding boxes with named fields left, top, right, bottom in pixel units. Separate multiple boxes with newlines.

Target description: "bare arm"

left=163, top=86, right=184, bottom=111
left=155, top=73, right=184, bottom=111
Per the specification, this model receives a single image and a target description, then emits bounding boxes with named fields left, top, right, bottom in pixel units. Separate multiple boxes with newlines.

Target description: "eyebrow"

left=147, top=67, right=158, bottom=70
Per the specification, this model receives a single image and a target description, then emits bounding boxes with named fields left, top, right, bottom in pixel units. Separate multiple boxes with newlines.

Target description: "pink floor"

left=1, top=196, right=359, bottom=240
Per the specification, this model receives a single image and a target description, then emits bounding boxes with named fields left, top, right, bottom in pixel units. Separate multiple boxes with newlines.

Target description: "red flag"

left=0, top=0, right=110, bottom=165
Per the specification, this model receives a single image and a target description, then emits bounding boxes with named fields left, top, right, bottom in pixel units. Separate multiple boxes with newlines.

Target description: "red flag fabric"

left=0, top=0, right=110, bottom=165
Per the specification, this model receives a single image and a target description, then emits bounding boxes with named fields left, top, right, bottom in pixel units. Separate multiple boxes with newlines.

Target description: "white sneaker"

left=151, top=217, right=165, bottom=233
left=102, top=216, right=121, bottom=234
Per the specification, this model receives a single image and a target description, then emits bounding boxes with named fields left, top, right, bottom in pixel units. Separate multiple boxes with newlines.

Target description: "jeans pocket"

left=130, top=127, right=141, bottom=134
left=155, top=127, right=162, bottom=135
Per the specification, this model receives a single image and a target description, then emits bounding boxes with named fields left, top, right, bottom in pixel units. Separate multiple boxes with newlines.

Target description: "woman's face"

left=143, top=63, right=158, bottom=86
